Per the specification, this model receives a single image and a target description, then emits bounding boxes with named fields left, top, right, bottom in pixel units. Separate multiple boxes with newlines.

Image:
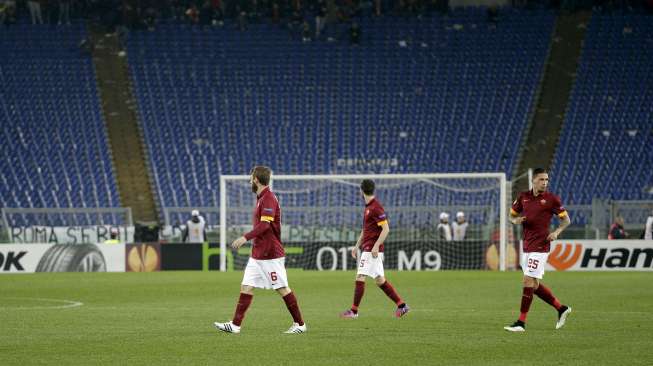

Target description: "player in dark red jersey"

left=504, top=168, right=572, bottom=332
left=214, top=166, right=306, bottom=334
left=340, top=179, right=410, bottom=319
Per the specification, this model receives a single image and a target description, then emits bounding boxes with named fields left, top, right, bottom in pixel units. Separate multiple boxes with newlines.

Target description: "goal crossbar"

left=219, top=173, right=508, bottom=272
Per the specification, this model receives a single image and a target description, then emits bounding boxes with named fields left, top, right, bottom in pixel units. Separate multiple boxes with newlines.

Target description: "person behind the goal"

left=340, top=179, right=410, bottom=319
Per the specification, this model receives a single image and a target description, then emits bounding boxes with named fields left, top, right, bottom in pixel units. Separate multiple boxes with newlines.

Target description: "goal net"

left=219, top=173, right=508, bottom=272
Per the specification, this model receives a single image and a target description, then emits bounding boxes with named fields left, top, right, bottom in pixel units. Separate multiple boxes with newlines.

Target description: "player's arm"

left=181, top=225, right=188, bottom=243
left=245, top=220, right=272, bottom=239
left=232, top=220, right=272, bottom=249
left=547, top=211, right=571, bottom=241
left=509, top=196, right=526, bottom=225
left=509, top=207, right=526, bottom=225
left=351, top=230, right=364, bottom=259
left=371, top=221, right=389, bottom=258
left=354, top=230, right=363, bottom=249
left=547, top=195, right=570, bottom=241
left=232, top=203, right=275, bottom=249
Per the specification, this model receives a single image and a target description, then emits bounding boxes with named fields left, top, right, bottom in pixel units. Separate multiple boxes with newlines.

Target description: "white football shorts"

left=241, top=257, right=289, bottom=290
left=357, top=251, right=385, bottom=279
left=521, top=252, right=549, bottom=279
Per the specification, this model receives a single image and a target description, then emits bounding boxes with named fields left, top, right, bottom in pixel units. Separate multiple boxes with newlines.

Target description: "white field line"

left=0, top=297, right=84, bottom=310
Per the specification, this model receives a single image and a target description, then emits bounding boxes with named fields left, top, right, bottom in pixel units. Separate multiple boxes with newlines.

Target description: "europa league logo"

left=127, top=244, right=161, bottom=272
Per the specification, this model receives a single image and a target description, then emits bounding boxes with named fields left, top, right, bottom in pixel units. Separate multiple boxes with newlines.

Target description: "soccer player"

left=340, top=179, right=410, bottom=319
left=504, top=168, right=572, bottom=332
left=214, top=166, right=306, bottom=334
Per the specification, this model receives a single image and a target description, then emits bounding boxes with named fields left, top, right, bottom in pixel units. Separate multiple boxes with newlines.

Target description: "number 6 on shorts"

left=270, top=272, right=278, bottom=281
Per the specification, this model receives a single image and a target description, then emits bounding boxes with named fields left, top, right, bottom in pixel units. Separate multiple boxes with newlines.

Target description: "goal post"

left=220, top=173, right=508, bottom=272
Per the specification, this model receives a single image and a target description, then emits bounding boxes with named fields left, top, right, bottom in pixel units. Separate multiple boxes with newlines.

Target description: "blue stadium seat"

left=0, top=23, right=121, bottom=226
left=550, top=12, right=653, bottom=225
left=127, top=9, right=555, bottom=219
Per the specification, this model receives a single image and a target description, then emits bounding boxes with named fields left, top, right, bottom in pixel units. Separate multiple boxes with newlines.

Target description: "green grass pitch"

left=1, top=270, right=652, bottom=365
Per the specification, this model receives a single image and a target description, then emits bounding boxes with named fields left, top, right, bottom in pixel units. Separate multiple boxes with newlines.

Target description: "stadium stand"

left=127, top=8, right=555, bottom=219
left=550, top=12, right=653, bottom=222
left=0, top=22, right=121, bottom=226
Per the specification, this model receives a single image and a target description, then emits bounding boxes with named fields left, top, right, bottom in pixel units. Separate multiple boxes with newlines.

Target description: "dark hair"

left=360, top=179, right=375, bottom=195
left=532, top=168, right=548, bottom=177
left=251, top=166, right=272, bottom=186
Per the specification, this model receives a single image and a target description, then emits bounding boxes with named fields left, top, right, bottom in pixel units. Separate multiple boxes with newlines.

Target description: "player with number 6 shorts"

left=504, top=168, right=572, bottom=332
left=340, top=179, right=410, bottom=319
left=214, top=166, right=306, bottom=334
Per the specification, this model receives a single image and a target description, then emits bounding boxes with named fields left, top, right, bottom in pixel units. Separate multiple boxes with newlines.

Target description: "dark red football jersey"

left=511, top=190, right=567, bottom=253
left=361, top=198, right=388, bottom=252
left=244, top=187, right=285, bottom=260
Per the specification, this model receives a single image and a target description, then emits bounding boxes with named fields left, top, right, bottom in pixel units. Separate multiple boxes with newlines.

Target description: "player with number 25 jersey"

left=504, top=168, right=572, bottom=332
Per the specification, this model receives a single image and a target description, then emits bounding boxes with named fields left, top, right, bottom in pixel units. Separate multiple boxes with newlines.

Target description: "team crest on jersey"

left=540, top=199, right=546, bottom=205
left=366, top=209, right=370, bottom=216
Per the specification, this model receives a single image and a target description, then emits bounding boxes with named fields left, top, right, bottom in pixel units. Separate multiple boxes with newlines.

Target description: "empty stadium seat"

left=126, top=9, right=555, bottom=222
left=0, top=22, right=121, bottom=226
left=550, top=12, right=653, bottom=223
